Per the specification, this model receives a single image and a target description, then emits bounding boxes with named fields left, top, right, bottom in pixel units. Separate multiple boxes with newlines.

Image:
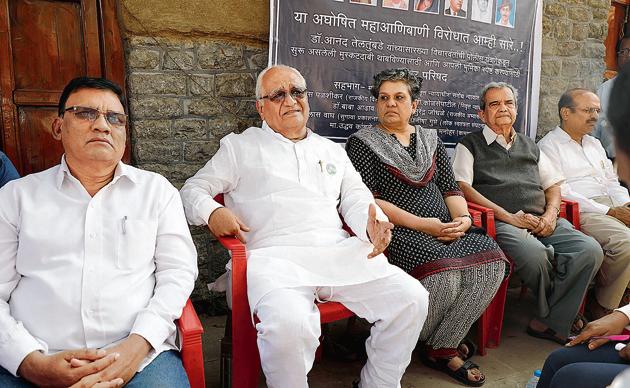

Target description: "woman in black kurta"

left=346, top=68, right=508, bottom=387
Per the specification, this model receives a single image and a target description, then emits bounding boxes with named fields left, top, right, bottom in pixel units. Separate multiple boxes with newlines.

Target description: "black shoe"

left=352, top=379, right=360, bottom=388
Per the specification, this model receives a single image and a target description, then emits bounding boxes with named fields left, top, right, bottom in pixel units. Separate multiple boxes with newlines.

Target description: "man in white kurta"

left=538, top=88, right=630, bottom=319
left=180, top=65, right=428, bottom=388
left=0, top=77, right=197, bottom=387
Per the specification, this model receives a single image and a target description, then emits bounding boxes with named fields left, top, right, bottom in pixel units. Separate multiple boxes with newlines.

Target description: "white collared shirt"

left=538, top=126, right=630, bottom=214
left=0, top=158, right=197, bottom=376
left=180, top=124, right=401, bottom=309
left=452, top=125, right=564, bottom=189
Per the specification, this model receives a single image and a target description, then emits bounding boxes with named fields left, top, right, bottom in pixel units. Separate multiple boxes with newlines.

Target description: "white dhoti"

left=254, top=271, right=428, bottom=388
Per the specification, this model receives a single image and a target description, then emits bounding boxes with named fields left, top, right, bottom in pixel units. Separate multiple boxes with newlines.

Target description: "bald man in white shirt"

left=538, top=88, right=630, bottom=320
left=0, top=77, right=197, bottom=388
left=180, top=65, right=428, bottom=388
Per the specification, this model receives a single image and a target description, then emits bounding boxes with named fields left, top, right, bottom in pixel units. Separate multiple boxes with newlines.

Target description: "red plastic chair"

left=213, top=194, right=354, bottom=387
left=467, top=205, right=512, bottom=356
left=177, top=299, right=206, bottom=388
left=466, top=199, right=582, bottom=355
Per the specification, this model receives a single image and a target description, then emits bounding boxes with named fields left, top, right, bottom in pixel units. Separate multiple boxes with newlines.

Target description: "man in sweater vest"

left=452, top=82, right=603, bottom=344
left=538, top=88, right=630, bottom=321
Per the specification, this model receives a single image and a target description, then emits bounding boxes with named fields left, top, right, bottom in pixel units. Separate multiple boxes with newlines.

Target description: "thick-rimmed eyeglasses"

left=63, top=106, right=127, bottom=127
left=258, top=87, right=307, bottom=103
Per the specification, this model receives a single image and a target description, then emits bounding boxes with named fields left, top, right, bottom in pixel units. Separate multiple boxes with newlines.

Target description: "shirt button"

left=89, top=232, right=96, bottom=239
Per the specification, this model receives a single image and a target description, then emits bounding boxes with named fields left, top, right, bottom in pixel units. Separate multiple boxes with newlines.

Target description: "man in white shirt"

left=538, top=67, right=630, bottom=388
left=180, top=65, right=428, bottom=388
left=538, top=88, right=630, bottom=320
left=0, top=77, right=197, bottom=387
left=592, top=36, right=630, bottom=160
left=453, top=82, right=603, bottom=345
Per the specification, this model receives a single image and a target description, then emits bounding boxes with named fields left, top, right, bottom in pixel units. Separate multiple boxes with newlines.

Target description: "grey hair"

left=479, top=82, right=518, bottom=110
left=370, top=68, right=423, bottom=100
left=255, top=65, right=306, bottom=99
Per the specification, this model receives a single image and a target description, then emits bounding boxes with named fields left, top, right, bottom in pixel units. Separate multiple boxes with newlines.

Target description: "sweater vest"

left=459, top=131, right=546, bottom=215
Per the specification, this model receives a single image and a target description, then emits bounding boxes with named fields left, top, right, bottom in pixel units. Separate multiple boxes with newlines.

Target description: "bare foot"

left=447, top=356, right=484, bottom=383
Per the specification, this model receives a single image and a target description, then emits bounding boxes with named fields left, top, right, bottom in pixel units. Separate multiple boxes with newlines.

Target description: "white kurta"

left=180, top=124, right=402, bottom=309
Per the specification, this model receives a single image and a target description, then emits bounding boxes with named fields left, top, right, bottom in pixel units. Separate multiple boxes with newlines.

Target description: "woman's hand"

left=452, top=215, right=473, bottom=232
left=567, top=311, right=630, bottom=350
left=417, top=217, right=465, bottom=241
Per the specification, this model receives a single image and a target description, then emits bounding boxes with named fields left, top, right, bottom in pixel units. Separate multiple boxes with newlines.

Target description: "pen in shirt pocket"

left=122, top=216, right=127, bottom=234
left=318, top=160, right=324, bottom=172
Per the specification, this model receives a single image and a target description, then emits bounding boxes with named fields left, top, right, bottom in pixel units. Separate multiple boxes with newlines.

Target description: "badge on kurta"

left=326, top=163, right=336, bottom=175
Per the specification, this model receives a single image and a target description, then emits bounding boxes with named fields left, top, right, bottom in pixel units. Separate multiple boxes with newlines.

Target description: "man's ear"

left=51, top=117, right=63, bottom=140
left=255, top=100, right=264, bottom=121
left=560, top=107, right=570, bottom=121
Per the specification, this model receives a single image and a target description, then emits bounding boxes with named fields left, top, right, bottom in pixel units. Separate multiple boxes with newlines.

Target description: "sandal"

left=526, top=325, right=567, bottom=345
left=457, top=338, right=477, bottom=361
left=421, top=355, right=485, bottom=387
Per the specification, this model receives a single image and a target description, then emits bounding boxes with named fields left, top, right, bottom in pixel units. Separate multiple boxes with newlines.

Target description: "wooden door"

left=0, top=0, right=127, bottom=175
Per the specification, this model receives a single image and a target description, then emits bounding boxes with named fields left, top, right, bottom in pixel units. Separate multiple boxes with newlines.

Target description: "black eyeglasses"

left=259, top=87, right=307, bottom=103
left=63, top=106, right=127, bottom=127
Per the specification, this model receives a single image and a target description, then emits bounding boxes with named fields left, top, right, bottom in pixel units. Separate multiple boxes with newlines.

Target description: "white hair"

left=255, top=65, right=307, bottom=99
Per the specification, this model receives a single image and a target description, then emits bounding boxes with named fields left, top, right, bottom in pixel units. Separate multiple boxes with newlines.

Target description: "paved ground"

left=200, top=287, right=560, bottom=387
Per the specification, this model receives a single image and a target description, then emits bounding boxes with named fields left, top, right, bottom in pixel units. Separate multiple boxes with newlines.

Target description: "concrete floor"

left=200, top=287, right=560, bottom=387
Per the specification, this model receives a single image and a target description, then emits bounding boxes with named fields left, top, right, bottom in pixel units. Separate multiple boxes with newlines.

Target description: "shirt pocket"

left=116, top=218, right=158, bottom=270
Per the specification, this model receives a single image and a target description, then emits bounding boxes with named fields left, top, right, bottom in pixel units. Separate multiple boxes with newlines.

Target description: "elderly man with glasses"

left=0, top=77, right=197, bottom=387
left=180, top=65, right=428, bottom=388
left=538, top=88, right=630, bottom=321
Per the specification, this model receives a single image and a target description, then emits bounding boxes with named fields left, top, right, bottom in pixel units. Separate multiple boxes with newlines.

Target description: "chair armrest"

left=468, top=208, right=482, bottom=228
left=561, top=199, right=580, bottom=230
left=467, top=201, right=496, bottom=239
left=177, top=299, right=203, bottom=336
left=177, top=299, right=205, bottom=388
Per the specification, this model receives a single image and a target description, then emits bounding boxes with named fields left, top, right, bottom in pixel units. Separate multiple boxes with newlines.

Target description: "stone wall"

left=120, top=0, right=610, bottom=313
left=124, top=35, right=267, bottom=312
left=537, top=0, right=609, bottom=138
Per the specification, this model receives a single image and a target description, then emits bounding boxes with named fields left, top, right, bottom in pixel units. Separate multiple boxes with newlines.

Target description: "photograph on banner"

left=269, top=0, right=540, bottom=146
left=444, top=0, right=467, bottom=18
left=496, top=0, right=516, bottom=28
left=471, top=0, right=493, bottom=24
left=414, top=0, right=439, bottom=14
left=383, top=0, right=410, bottom=10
